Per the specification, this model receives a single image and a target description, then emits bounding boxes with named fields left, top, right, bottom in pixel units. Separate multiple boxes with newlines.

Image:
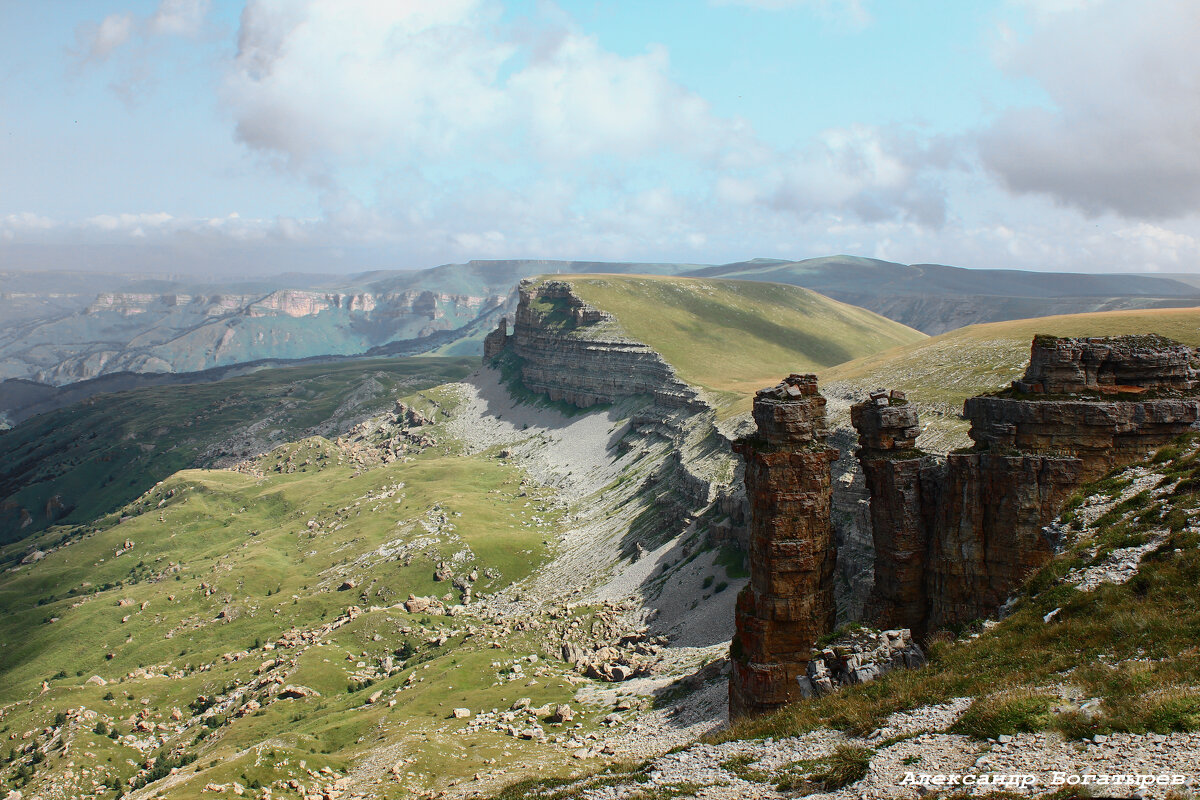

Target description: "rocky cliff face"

left=850, top=391, right=930, bottom=634
left=483, top=278, right=747, bottom=552
left=853, top=335, right=1200, bottom=635
left=498, top=280, right=704, bottom=411
left=9, top=290, right=507, bottom=386
left=482, top=317, right=510, bottom=362
left=729, top=375, right=837, bottom=718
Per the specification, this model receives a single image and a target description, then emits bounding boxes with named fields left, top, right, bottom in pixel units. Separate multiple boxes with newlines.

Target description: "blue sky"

left=2, top=0, right=1199, bottom=276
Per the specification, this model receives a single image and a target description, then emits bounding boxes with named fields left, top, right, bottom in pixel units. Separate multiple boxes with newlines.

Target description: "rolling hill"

left=561, top=275, right=927, bottom=409
left=3, top=281, right=1200, bottom=799
left=688, top=255, right=1200, bottom=334
left=0, top=357, right=475, bottom=542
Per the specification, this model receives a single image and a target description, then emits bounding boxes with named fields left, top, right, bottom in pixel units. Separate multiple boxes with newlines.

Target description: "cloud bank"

left=12, top=0, right=1200, bottom=275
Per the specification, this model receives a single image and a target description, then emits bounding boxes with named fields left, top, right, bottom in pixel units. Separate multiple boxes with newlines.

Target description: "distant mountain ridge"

left=3, top=256, right=1198, bottom=408
left=686, top=255, right=1200, bottom=334
left=0, top=259, right=703, bottom=388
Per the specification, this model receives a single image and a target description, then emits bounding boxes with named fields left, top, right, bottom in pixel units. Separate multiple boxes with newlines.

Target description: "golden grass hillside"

left=556, top=275, right=927, bottom=412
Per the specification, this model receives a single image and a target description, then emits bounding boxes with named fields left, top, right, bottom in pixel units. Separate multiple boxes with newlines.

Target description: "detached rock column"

left=730, top=374, right=837, bottom=718
left=850, top=390, right=929, bottom=637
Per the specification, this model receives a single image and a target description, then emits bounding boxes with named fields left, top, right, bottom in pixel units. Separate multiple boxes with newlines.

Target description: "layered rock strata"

left=483, top=277, right=749, bottom=556
left=850, top=390, right=930, bottom=634
left=730, top=374, right=837, bottom=718
left=482, top=317, right=510, bottom=362
left=1015, top=334, right=1196, bottom=394
left=493, top=279, right=705, bottom=411
left=854, top=335, right=1200, bottom=634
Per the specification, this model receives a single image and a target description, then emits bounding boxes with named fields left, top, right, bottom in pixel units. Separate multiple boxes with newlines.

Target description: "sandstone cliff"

left=853, top=335, right=1200, bottom=635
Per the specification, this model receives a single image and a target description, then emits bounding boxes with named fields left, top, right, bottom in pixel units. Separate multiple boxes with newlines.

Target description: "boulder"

left=547, top=704, right=574, bottom=724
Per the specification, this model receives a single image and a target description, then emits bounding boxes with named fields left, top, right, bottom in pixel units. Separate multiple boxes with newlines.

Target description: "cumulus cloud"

left=149, top=0, right=211, bottom=36
left=75, top=13, right=135, bottom=62
left=224, top=0, right=749, bottom=171
left=508, top=35, right=738, bottom=161
left=222, top=0, right=941, bottom=241
left=980, top=0, right=1200, bottom=219
left=718, top=125, right=953, bottom=227
left=228, top=0, right=513, bottom=165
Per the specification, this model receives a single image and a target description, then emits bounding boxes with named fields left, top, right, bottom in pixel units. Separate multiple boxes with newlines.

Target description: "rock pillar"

left=850, top=390, right=929, bottom=636
left=852, top=336, right=1200, bottom=635
left=482, top=317, right=509, bottom=363
left=729, top=374, right=837, bottom=718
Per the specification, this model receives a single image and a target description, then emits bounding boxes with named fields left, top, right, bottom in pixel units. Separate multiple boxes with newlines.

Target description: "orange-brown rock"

left=855, top=336, right=1200, bottom=635
left=850, top=391, right=929, bottom=635
left=730, top=374, right=837, bottom=718
left=1014, top=334, right=1196, bottom=394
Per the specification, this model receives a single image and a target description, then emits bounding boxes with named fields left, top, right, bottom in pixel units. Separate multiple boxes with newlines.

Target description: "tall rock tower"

left=850, top=390, right=930, bottom=636
left=729, top=374, right=838, bottom=718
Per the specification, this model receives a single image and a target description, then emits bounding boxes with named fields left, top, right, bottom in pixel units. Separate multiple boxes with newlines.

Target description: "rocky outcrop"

left=850, top=391, right=930, bottom=634
left=483, top=317, right=510, bottom=362
left=924, top=452, right=1083, bottom=629
left=495, top=280, right=705, bottom=411
left=1014, top=334, right=1196, bottom=394
left=800, top=627, right=924, bottom=698
left=854, top=335, right=1200, bottom=635
left=964, top=395, right=1200, bottom=481
left=730, top=375, right=837, bottom=718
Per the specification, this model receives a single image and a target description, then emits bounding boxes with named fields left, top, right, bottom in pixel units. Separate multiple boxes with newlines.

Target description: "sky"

left=1, top=0, right=1199, bottom=276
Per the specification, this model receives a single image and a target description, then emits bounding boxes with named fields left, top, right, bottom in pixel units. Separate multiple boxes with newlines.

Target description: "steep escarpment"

left=1, top=260, right=705, bottom=390
left=853, top=335, right=1200, bottom=635
left=16, top=288, right=506, bottom=386
left=484, top=279, right=735, bottom=549
left=500, top=279, right=705, bottom=411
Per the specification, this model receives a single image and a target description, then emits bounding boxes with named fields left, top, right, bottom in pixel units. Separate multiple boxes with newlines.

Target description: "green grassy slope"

left=0, top=357, right=475, bottom=543
left=0, top=391, right=597, bottom=798
left=686, top=255, right=1200, bottom=335
left=559, top=275, right=927, bottom=411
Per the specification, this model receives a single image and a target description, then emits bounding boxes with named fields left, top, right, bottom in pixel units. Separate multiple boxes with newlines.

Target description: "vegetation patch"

left=950, top=690, right=1057, bottom=740
left=773, top=745, right=874, bottom=793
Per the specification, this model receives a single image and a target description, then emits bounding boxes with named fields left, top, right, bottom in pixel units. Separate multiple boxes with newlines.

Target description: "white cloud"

left=979, top=0, right=1200, bottom=219
left=76, top=13, right=135, bottom=62
left=149, top=0, right=211, bottom=37
left=227, top=0, right=514, bottom=165
left=720, top=125, right=952, bottom=227
left=507, top=34, right=743, bottom=161
left=225, top=0, right=746, bottom=170
left=85, top=212, right=175, bottom=232
left=74, top=0, right=212, bottom=64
